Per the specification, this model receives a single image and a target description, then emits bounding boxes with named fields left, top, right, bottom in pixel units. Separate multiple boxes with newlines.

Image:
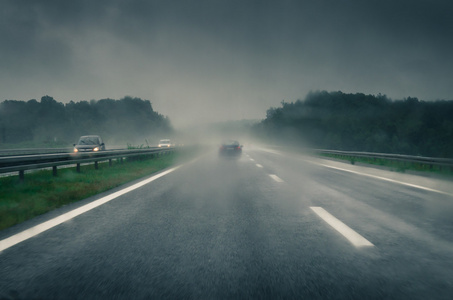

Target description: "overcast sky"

left=1, top=0, right=452, bottom=127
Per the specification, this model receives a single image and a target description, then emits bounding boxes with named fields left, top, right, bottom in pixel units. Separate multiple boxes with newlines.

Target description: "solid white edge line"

left=269, top=174, right=284, bottom=182
left=258, top=147, right=451, bottom=196
left=256, top=164, right=263, bottom=168
left=0, top=165, right=182, bottom=253
left=317, top=163, right=453, bottom=197
left=310, top=206, right=374, bottom=247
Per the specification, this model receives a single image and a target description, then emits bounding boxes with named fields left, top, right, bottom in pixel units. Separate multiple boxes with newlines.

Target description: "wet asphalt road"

left=1, top=147, right=453, bottom=299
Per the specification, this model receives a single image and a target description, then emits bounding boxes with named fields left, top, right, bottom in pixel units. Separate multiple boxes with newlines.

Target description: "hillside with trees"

left=253, top=91, right=453, bottom=158
left=0, top=96, right=172, bottom=147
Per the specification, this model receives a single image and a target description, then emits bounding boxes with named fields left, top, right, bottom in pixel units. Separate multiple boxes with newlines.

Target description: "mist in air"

left=1, top=3, right=453, bottom=298
left=1, top=0, right=453, bottom=130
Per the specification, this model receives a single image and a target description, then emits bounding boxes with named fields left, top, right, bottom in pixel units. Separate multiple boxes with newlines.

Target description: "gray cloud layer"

left=1, top=0, right=452, bottom=127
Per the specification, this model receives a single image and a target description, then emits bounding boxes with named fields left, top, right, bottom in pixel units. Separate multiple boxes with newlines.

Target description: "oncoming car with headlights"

left=158, top=139, right=172, bottom=147
left=73, top=135, right=105, bottom=152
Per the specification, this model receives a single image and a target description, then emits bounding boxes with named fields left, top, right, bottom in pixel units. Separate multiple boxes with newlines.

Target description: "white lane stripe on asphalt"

left=0, top=165, right=182, bottom=253
left=258, top=148, right=283, bottom=155
left=258, top=147, right=452, bottom=196
left=310, top=207, right=374, bottom=247
left=256, top=164, right=263, bottom=168
left=316, top=163, right=453, bottom=197
left=250, top=158, right=255, bottom=162
left=269, top=174, right=284, bottom=182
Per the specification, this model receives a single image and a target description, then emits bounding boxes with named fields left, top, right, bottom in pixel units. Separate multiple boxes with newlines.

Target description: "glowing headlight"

left=93, top=147, right=99, bottom=152
left=74, top=148, right=78, bottom=153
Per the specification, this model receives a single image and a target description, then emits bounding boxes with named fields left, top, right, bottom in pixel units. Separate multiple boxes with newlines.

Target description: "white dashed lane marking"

left=310, top=206, right=374, bottom=248
left=256, top=164, right=263, bottom=168
left=258, top=147, right=452, bottom=197
left=269, top=174, right=284, bottom=182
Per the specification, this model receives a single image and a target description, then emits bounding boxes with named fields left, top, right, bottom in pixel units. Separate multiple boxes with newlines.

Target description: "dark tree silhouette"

left=253, top=91, right=453, bottom=158
left=0, top=96, right=173, bottom=146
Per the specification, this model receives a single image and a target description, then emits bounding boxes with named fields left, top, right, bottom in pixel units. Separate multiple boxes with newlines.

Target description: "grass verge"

left=0, top=151, right=189, bottom=231
left=318, top=153, right=453, bottom=178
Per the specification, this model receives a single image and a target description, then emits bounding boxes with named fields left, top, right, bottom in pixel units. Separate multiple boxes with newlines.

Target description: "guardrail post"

left=109, top=159, right=112, bottom=167
left=76, top=163, right=81, bottom=173
left=19, top=170, right=24, bottom=182
left=95, top=161, right=98, bottom=170
left=53, top=166, right=57, bottom=177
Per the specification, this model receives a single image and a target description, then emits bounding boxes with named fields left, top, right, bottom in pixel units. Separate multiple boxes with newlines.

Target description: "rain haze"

left=2, top=2, right=453, bottom=299
left=1, top=0, right=453, bottom=128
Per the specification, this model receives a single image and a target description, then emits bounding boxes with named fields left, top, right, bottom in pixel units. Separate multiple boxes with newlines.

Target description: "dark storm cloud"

left=1, top=0, right=453, bottom=126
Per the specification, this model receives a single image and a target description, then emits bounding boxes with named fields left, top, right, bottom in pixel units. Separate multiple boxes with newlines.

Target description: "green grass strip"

left=0, top=152, right=183, bottom=231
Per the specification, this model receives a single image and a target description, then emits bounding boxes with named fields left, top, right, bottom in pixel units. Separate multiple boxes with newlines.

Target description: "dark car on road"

left=219, top=140, right=242, bottom=156
left=74, top=135, right=105, bottom=152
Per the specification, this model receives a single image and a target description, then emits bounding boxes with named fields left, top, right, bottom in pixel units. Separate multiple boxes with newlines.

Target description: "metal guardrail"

left=314, top=149, right=453, bottom=169
left=0, top=146, right=128, bottom=156
left=0, top=148, right=74, bottom=156
left=0, top=147, right=175, bottom=181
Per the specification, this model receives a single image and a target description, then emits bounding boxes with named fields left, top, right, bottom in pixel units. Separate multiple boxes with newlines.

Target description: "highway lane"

left=1, top=147, right=453, bottom=299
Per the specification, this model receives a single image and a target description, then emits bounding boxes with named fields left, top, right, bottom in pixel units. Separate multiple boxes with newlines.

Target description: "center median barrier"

left=0, top=147, right=175, bottom=181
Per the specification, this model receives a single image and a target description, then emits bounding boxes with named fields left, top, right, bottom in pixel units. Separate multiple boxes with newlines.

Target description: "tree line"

left=0, top=96, right=173, bottom=146
left=253, top=91, right=453, bottom=158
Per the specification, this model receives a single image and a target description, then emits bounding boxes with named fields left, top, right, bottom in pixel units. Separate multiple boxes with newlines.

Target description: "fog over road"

left=1, top=147, right=453, bottom=299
